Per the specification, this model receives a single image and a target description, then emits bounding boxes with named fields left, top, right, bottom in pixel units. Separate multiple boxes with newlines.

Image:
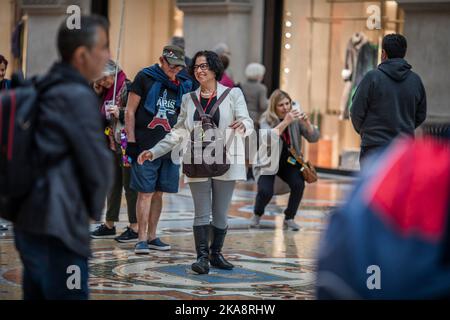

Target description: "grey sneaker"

left=284, top=219, right=300, bottom=231
left=249, top=215, right=261, bottom=228
left=135, top=241, right=150, bottom=255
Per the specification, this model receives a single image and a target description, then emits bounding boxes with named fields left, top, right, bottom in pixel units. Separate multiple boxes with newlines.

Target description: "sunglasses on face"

left=193, top=63, right=210, bottom=71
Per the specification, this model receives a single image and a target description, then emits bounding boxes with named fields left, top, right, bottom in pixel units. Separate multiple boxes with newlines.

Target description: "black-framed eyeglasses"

left=193, top=63, right=209, bottom=71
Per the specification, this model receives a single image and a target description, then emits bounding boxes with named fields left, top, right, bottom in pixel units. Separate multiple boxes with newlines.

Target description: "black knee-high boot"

left=191, top=225, right=210, bottom=274
left=210, top=225, right=234, bottom=270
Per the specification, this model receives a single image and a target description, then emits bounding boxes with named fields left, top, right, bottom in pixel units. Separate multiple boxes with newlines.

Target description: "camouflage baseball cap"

left=162, top=45, right=186, bottom=67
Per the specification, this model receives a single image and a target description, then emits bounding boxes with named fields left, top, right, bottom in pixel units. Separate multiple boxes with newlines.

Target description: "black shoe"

left=191, top=256, right=210, bottom=275
left=210, top=252, right=234, bottom=270
left=246, top=168, right=254, bottom=181
left=210, top=225, right=234, bottom=270
left=91, top=224, right=116, bottom=239
left=115, top=226, right=138, bottom=243
left=191, top=225, right=210, bottom=275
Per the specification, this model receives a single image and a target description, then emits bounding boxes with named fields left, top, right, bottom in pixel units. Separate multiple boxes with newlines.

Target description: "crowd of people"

left=86, top=30, right=317, bottom=258
left=1, top=14, right=443, bottom=300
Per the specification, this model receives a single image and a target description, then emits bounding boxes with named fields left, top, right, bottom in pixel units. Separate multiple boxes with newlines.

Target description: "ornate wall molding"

left=176, top=0, right=252, bottom=14
left=19, top=0, right=91, bottom=15
left=396, top=0, right=450, bottom=12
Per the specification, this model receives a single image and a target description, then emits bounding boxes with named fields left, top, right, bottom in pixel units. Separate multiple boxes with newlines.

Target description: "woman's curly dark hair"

left=189, top=50, right=224, bottom=81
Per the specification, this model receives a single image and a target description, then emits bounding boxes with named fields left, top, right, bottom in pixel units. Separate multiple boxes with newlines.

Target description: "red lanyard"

left=282, top=130, right=291, bottom=146
left=200, top=91, right=216, bottom=113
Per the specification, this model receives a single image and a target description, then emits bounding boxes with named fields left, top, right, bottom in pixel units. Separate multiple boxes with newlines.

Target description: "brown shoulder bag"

left=288, top=146, right=318, bottom=184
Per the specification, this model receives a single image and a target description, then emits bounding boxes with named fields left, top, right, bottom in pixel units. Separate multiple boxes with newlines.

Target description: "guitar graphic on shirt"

left=148, top=89, right=172, bottom=132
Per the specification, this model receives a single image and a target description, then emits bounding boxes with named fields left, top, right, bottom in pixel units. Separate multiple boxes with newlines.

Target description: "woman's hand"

left=283, top=110, right=302, bottom=125
left=299, top=112, right=314, bottom=131
left=298, top=112, right=310, bottom=124
left=108, top=106, right=120, bottom=119
left=229, top=120, right=246, bottom=134
left=138, top=150, right=153, bottom=165
left=299, top=112, right=316, bottom=136
left=108, top=105, right=120, bottom=119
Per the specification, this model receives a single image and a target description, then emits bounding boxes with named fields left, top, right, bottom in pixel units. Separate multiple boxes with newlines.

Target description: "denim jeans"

left=14, top=229, right=89, bottom=300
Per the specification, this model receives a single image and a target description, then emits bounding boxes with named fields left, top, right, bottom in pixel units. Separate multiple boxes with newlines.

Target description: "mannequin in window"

left=339, top=32, right=378, bottom=120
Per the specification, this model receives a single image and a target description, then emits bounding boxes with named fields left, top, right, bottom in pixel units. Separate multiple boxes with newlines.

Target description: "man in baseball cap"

left=124, top=45, right=193, bottom=254
left=162, top=45, right=186, bottom=68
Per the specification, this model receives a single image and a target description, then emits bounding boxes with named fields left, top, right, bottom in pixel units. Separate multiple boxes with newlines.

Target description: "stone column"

left=397, top=0, right=450, bottom=123
left=109, top=0, right=176, bottom=80
left=19, top=0, right=91, bottom=77
left=176, top=0, right=264, bottom=84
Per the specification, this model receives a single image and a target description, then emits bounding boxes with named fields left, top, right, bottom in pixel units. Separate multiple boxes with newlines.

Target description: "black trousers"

left=254, top=157, right=305, bottom=219
left=359, top=145, right=383, bottom=170
left=105, top=151, right=137, bottom=224
left=14, top=229, right=89, bottom=300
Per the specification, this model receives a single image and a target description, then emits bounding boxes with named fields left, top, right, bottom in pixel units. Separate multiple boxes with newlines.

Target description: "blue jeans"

left=14, top=229, right=89, bottom=300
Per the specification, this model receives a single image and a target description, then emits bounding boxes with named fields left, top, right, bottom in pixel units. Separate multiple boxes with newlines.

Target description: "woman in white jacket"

left=138, top=51, right=253, bottom=274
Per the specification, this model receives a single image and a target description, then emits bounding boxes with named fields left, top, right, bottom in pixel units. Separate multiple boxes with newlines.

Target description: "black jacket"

left=351, top=58, right=427, bottom=147
left=14, top=62, right=113, bottom=258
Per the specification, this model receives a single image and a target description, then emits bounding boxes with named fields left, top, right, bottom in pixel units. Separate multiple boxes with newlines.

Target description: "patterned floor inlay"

left=0, top=176, right=352, bottom=300
left=86, top=249, right=315, bottom=300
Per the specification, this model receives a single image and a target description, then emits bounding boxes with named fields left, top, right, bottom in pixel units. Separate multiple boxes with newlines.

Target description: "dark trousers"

left=359, top=145, right=383, bottom=170
left=254, top=159, right=305, bottom=219
left=106, top=151, right=138, bottom=224
left=14, top=229, right=89, bottom=300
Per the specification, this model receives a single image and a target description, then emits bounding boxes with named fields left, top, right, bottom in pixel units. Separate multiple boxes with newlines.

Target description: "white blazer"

left=149, top=82, right=254, bottom=183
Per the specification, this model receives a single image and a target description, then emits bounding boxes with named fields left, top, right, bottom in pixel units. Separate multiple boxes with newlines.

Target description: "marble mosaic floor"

left=0, top=174, right=354, bottom=300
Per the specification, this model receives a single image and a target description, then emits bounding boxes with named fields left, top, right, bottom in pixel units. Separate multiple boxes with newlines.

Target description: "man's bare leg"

left=137, top=192, right=153, bottom=242
left=148, top=191, right=163, bottom=241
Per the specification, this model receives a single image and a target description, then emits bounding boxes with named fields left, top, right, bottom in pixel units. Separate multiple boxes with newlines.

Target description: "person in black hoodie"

left=351, top=34, right=427, bottom=166
left=13, top=16, right=113, bottom=300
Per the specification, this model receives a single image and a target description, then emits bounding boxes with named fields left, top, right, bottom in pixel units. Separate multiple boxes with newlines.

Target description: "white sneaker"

left=250, top=215, right=261, bottom=228
left=284, top=219, right=300, bottom=231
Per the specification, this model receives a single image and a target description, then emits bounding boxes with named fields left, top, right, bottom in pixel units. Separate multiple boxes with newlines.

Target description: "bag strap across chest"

left=190, top=88, right=232, bottom=119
